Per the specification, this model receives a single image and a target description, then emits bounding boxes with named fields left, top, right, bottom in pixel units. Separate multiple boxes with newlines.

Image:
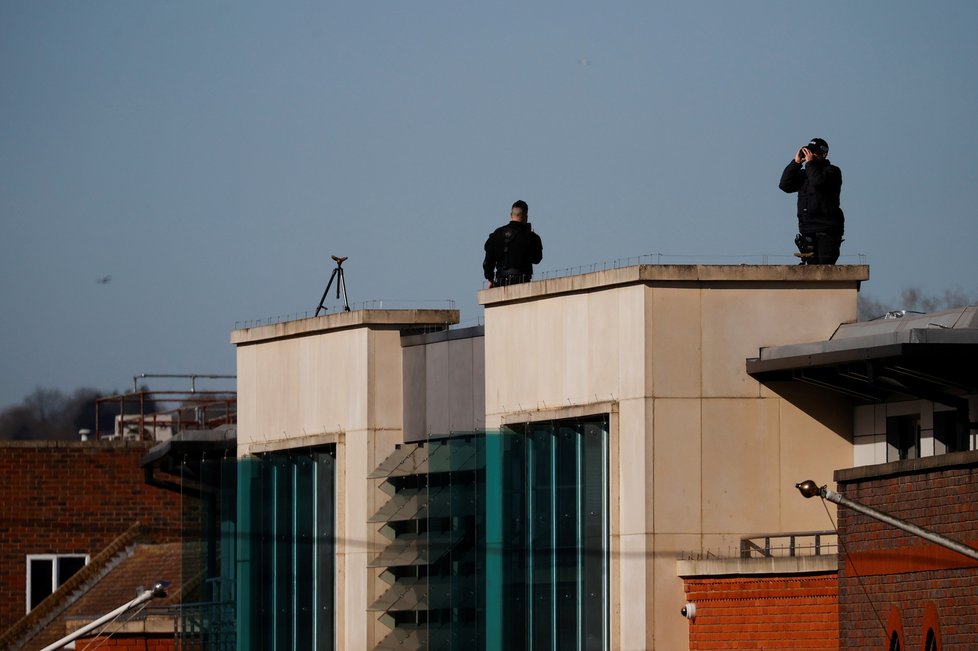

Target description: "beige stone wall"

left=231, top=309, right=457, bottom=651
left=480, top=264, right=866, bottom=651
left=229, top=265, right=867, bottom=651
left=235, top=326, right=370, bottom=447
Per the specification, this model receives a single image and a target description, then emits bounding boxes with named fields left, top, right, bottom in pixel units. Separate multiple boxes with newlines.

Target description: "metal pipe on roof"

left=132, top=373, right=236, bottom=393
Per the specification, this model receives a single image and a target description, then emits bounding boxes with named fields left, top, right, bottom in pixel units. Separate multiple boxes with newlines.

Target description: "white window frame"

left=25, top=553, right=89, bottom=613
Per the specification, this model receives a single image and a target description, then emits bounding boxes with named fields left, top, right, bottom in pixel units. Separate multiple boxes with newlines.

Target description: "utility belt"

left=795, top=231, right=843, bottom=251
left=794, top=232, right=844, bottom=264
left=495, top=268, right=531, bottom=285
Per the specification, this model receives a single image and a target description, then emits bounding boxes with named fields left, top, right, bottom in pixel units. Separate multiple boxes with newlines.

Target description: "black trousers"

left=796, top=232, right=843, bottom=265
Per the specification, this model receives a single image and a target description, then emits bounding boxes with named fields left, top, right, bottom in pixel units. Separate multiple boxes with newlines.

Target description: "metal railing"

left=94, top=391, right=236, bottom=441
left=92, top=374, right=236, bottom=441
left=740, top=530, right=837, bottom=559
left=175, top=599, right=236, bottom=651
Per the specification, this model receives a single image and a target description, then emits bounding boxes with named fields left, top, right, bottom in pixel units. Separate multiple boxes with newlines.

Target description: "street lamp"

left=795, top=480, right=978, bottom=562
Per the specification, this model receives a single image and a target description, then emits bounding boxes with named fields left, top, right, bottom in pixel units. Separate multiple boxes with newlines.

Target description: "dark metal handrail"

left=740, top=530, right=837, bottom=558
left=94, top=391, right=236, bottom=441
left=150, top=600, right=235, bottom=651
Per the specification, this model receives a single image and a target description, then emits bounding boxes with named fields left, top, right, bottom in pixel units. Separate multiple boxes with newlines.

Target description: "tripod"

left=315, top=255, right=351, bottom=315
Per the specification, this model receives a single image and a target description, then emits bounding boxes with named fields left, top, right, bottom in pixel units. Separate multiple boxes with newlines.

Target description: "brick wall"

left=837, top=455, right=978, bottom=650
left=76, top=635, right=180, bottom=650
left=683, top=573, right=839, bottom=650
left=0, top=441, right=184, bottom=634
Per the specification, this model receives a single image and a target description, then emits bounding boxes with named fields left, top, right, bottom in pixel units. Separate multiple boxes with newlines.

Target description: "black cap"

left=805, top=137, right=829, bottom=154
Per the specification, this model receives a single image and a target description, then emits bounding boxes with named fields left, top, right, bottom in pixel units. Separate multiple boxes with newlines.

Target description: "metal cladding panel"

left=425, top=341, right=452, bottom=437
left=402, top=328, right=485, bottom=443
left=401, top=345, right=428, bottom=444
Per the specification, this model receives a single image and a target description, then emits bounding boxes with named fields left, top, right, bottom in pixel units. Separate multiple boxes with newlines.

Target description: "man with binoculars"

left=779, top=137, right=845, bottom=264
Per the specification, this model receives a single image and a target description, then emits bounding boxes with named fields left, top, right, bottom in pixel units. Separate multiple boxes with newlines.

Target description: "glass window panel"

left=555, top=424, right=582, bottom=650
left=372, top=420, right=607, bottom=651
left=315, top=451, right=336, bottom=648
left=238, top=446, right=335, bottom=651
left=236, top=457, right=261, bottom=648
left=56, top=556, right=85, bottom=585
left=27, top=555, right=88, bottom=612
left=582, top=420, right=609, bottom=650
left=255, top=457, right=276, bottom=649
left=29, top=558, right=53, bottom=610
left=528, top=423, right=556, bottom=650
left=219, top=455, right=238, bottom=604
left=887, top=414, right=920, bottom=462
left=294, top=455, right=315, bottom=649
left=498, top=417, right=607, bottom=651
left=934, top=410, right=967, bottom=455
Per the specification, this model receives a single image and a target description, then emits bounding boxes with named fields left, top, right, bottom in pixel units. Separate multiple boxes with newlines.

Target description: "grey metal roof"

left=747, top=305, right=978, bottom=407
left=139, top=426, right=236, bottom=468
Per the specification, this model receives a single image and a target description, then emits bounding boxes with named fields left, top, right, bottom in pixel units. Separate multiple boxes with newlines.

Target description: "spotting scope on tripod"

left=315, top=255, right=351, bottom=316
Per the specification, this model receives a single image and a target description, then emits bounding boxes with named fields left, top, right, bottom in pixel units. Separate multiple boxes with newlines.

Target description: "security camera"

left=680, top=602, right=696, bottom=620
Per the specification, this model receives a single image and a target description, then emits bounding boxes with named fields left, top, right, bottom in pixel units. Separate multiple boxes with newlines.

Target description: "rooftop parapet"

left=479, top=263, right=870, bottom=306
left=230, top=308, right=460, bottom=346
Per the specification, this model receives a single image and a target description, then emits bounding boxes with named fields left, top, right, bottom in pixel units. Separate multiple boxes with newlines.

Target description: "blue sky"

left=2, top=1, right=977, bottom=410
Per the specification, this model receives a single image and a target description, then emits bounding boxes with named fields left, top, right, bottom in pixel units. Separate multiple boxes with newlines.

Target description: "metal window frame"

left=25, top=553, right=90, bottom=613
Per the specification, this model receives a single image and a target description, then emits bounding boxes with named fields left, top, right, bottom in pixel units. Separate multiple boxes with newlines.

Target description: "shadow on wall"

left=760, top=381, right=854, bottom=443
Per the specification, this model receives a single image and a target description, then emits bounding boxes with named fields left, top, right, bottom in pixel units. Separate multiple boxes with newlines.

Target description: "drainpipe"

left=795, top=480, right=978, bottom=562
left=39, top=581, right=169, bottom=651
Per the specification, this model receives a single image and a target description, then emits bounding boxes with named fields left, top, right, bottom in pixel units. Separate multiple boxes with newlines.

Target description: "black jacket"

left=779, top=158, right=845, bottom=234
left=483, top=221, right=543, bottom=282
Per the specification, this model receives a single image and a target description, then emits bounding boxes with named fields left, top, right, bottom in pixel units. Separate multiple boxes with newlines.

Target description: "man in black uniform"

left=778, top=137, right=845, bottom=264
left=483, top=200, right=543, bottom=287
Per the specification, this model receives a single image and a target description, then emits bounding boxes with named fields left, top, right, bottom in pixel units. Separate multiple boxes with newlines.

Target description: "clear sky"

left=2, top=1, right=977, bottom=410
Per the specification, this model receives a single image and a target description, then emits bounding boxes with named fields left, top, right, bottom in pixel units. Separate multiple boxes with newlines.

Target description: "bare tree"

left=859, top=287, right=978, bottom=321
left=0, top=386, right=117, bottom=441
left=23, top=387, right=68, bottom=431
left=0, top=404, right=38, bottom=441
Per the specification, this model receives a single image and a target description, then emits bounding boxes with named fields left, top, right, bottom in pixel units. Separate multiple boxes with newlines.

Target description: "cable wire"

left=820, top=496, right=887, bottom=637
left=76, top=598, right=151, bottom=650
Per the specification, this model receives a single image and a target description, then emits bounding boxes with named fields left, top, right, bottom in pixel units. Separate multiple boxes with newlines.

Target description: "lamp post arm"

left=38, top=582, right=168, bottom=651
left=796, top=480, right=978, bottom=563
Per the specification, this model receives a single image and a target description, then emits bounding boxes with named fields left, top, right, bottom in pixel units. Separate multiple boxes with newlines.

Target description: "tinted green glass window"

left=495, top=418, right=609, bottom=651
left=371, top=416, right=609, bottom=651
left=237, top=447, right=335, bottom=651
